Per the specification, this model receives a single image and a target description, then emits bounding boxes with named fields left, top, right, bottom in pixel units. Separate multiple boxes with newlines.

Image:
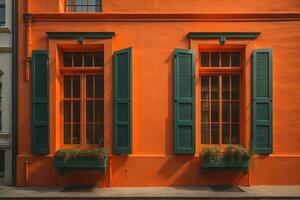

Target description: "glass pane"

left=231, top=52, right=240, bottom=67
left=88, top=0, right=96, bottom=5
left=0, top=7, right=4, bottom=25
left=211, top=124, right=219, bottom=144
left=201, top=101, right=209, bottom=123
left=222, top=76, right=230, bottom=100
left=95, top=124, right=104, bottom=146
left=63, top=52, right=72, bottom=67
left=95, top=100, right=104, bottom=123
left=0, top=150, right=4, bottom=177
left=222, top=101, right=230, bottom=122
left=88, top=6, right=96, bottom=12
left=232, top=101, right=239, bottom=122
left=211, top=101, right=219, bottom=122
left=73, top=52, right=82, bottom=67
left=201, top=123, right=209, bottom=144
left=232, top=123, right=239, bottom=144
left=73, top=101, right=80, bottom=122
left=73, top=124, right=80, bottom=144
left=86, top=75, right=93, bottom=98
left=201, top=76, right=209, bottom=100
left=222, top=123, right=230, bottom=144
left=211, top=76, right=219, bottom=100
left=84, top=52, right=93, bottom=67
left=221, top=52, right=230, bottom=67
left=95, top=75, right=104, bottom=98
left=201, top=52, right=209, bottom=67
left=94, top=52, right=104, bottom=67
left=73, top=76, right=80, bottom=98
left=64, top=101, right=71, bottom=122
left=64, top=76, right=71, bottom=98
left=231, top=76, right=240, bottom=100
left=211, top=52, right=219, bottom=67
left=67, top=5, right=76, bottom=12
left=64, top=124, right=71, bottom=144
left=86, top=124, right=93, bottom=144
left=86, top=100, right=93, bottom=122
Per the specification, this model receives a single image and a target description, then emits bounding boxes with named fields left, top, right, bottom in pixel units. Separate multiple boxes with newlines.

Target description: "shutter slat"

left=252, top=49, right=273, bottom=154
left=174, top=49, right=195, bottom=154
left=32, top=50, right=49, bottom=155
left=113, top=48, right=132, bottom=154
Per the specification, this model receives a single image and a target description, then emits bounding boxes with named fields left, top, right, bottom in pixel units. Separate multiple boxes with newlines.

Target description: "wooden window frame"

left=200, top=48, right=243, bottom=146
left=61, top=50, right=104, bottom=149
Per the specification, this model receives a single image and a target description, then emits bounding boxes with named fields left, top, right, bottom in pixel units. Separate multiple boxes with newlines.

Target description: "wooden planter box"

left=201, top=156, right=249, bottom=171
left=54, top=156, right=108, bottom=175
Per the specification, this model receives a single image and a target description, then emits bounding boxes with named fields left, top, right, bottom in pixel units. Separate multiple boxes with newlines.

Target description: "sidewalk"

left=0, top=186, right=300, bottom=199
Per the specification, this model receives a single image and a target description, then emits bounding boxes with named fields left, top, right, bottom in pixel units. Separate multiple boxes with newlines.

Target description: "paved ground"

left=0, top=186, right=300, bottom=199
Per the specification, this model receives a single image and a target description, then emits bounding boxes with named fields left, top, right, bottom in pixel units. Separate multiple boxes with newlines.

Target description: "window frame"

left=199, top=48, right=243, bottom=146
left=61, top=50, right=104, bottom=149
left=65, top=0, right=102, bottom=13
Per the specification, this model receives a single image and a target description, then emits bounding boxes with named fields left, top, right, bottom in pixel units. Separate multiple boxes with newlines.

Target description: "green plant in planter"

left=223, top=145, right=250, bottom=162
left=202, top=147, right=221, bottom=161
left=54, top=148, right=107, bottom=162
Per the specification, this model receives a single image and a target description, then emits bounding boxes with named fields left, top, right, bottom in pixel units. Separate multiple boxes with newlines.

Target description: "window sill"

left=0, top=27, right=11, bottom=33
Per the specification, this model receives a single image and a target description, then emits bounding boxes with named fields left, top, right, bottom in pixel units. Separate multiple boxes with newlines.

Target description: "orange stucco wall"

left=17, top=0, right=300, bottom=187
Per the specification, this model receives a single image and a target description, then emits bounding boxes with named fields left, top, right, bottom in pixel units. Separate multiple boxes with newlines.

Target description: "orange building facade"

left=17, top=0, right=300, bottom=187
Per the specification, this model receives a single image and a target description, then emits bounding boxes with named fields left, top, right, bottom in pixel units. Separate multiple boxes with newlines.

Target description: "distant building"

left=16, top=0, right=300, bottom=187
left=0, top=0, right=12, bottom=186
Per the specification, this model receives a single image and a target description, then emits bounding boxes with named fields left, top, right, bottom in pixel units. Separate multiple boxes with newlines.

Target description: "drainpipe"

left=12, top=0, right=18, bottom=185
left=24, top=0, right=31, bottom=81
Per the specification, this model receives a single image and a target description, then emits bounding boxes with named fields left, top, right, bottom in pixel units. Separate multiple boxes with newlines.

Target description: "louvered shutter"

left=174, top=49, right=195, bottom=154
left=252, top=49, right=273, bottom=154
left=31, top=51, right=49, bottom=155
left=113, top=48, right=132, bottom=154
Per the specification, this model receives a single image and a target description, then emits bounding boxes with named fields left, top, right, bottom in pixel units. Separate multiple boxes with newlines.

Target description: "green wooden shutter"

left=31, top=50, right=49, bottom=155
left=252, top=49, right=273, bottom=154
left=113, top=48, right=132, bottom=154
left=174, top=49, right=195, bottom=154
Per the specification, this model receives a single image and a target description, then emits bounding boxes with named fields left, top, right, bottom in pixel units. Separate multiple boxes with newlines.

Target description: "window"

left=0, top=74, right=2, bottom=131
left=62, top=52, right=104, bottom=147
left=0, top=0, right=4, bottom=26
left=200, top=50, right=241, bottom=144
left=0, top=150, right=3, bottom=178
left=65, top=0, right=102, bottom=12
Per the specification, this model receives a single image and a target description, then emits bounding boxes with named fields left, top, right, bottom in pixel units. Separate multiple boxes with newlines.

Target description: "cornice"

left=28, top=12, right=300, bottom=22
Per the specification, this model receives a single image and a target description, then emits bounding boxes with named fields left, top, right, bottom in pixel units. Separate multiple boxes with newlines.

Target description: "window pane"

left=95, top=100, right=104, bottom=123
left=64, top=124, right=71, bottom=144
left=201, top=101, right=209, bottom=123
left=88, top=6, right=96, bottom=12
left=95, top=75, right=104, bottom=98
left=232, top=123, right=239, bottom=144
left=86, top=124, right=93, bottom=144
left=222, top=101, right=230, bottom=122
left=64, top=76, right=71, bottom=98
left=211, top=76, right=219, bottom=100
left=86, top=100, right=93, bottom=122
left=64, top=101, right=71, bottom=122
left=231, top=76, right=240, bottom=100
left=231, top=52, right=240, bottom=67
left=73, top=52, right=82, bottom=67
left=0, top=5, right=4, bottom=25
left=88, top=0, right=96, bottom=5
left=94, top=52, right=104, bottom=67
left=232, top=101, right=239, bottom=122
left=73, top=124, right=80, bottom=144
left=0, top=150, right=4, bottom=177
left=221, top=52, right=230, bottom=67
left=201, top=123, right=209, bottom=144
left=95, top=124, right=104, bottom=146
left=84, top=52, right=93, bottom=67
left=222, top=123, right=230, bottom=144
left=73, top=101, right=80, bottom=122
left=211, top=101, right=219, bottom=122
left=211, top=52, right=219, bottom=67
left=201, top=52, right=209, bottom=67
left=86, top=75, right=93, bottom=98
left=73, top=76, right=80, bottom=98
left=63, top=53, right=72, bottom=67
left=201, top=76, right=209, bottom=100
left=222, top=76, right=230, bottom=100
left=211, top=124, right=219, bottom=144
